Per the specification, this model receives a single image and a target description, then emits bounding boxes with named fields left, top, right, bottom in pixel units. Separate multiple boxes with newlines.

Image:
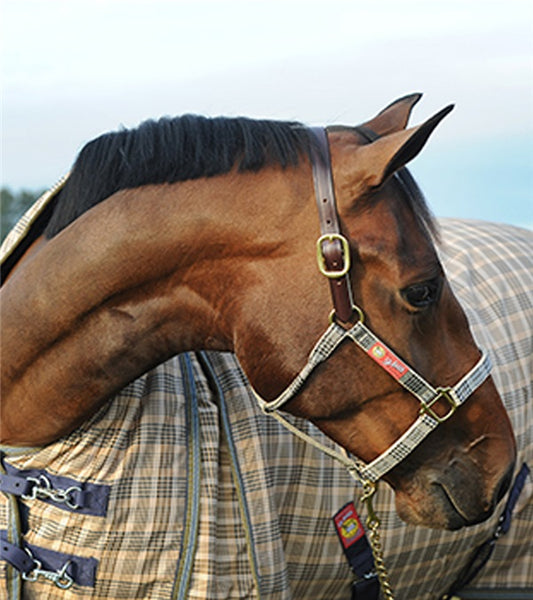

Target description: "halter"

left=253, top=127, right=493, bottom=485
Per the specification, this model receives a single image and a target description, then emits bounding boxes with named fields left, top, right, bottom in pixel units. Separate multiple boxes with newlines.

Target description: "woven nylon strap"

left=256, top=320, right=492, bottom=482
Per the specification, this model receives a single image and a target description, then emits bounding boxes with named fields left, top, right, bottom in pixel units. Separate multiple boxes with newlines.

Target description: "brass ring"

left=328, top=304, right=365, bottom=326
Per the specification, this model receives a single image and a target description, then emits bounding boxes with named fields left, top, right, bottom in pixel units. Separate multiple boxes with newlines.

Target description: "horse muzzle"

left=392, top=447, right=516, bottom=530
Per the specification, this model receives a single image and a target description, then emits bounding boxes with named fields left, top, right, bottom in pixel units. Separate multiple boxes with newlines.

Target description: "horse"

left=1, top=94, right=529, bottom=599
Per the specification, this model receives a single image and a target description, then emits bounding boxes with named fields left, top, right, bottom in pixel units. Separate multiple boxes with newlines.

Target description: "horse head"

left=232, top=95, right=517, bottom=529
left=0, top=95, right=516, bottom=531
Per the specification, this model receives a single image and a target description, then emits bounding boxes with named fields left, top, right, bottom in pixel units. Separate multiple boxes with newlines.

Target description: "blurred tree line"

left=1, top=187, right=46, bottom=242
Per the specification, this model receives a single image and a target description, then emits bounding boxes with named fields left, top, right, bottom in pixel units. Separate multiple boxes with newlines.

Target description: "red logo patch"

left=333, top=502, right=365, bottom=549
left=368, top=343, right=408, bottom=381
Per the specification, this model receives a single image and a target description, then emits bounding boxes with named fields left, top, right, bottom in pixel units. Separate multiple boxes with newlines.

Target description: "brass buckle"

left=316, top=234, right=350, bottom=278
left=419, top=387, right=459, bottom=423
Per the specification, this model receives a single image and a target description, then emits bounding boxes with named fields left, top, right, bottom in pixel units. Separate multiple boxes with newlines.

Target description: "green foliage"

left=1, top=187, right=46, bottom=242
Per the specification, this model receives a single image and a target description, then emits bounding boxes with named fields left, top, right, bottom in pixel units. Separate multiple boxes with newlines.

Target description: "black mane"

left=44, top=115, right=314, bottom=238
left=43, top=115, right=436, bottom=241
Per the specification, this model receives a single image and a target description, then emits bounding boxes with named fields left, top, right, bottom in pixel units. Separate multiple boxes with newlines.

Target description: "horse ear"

left=354, top=105, right=454, bottom=190
left=361, top=93, right=423, bottom=136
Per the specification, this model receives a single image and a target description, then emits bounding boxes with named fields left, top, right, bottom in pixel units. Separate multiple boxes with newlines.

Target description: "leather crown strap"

left=253, top=127, right=492, bottom=484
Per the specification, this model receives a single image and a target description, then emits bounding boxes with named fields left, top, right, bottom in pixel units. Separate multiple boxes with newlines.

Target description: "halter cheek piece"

left=252, top=126, right=492, bottom=485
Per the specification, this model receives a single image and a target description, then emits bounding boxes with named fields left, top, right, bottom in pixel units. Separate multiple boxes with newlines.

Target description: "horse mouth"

left=433, top=478, right=502, bottom=530
left=433, top=482, right=471, bottom=530
left=436, top=460, right=515, bottom=529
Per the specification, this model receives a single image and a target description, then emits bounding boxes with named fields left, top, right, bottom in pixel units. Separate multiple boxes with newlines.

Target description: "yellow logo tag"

left=371, top=345, right=386, bottom=359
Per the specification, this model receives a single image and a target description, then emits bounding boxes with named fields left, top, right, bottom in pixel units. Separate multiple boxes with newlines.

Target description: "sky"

left=1, top=0, right=532, bottom=227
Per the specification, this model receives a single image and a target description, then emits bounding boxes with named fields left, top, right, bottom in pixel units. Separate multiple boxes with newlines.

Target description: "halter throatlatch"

left=253, top=126, right=493, bottom=484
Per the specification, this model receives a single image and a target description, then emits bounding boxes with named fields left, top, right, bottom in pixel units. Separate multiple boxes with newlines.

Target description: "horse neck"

left=0, top=166, right=313, bottom=445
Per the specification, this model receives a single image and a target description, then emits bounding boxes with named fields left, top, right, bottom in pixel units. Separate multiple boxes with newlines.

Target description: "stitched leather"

left=310, top=127, right=354, bottom=322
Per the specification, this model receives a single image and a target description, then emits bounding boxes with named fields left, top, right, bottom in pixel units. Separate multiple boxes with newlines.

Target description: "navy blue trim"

left=199, top=351, right=262, bottom=591
left=174, top=353, right=201, bottom=600
left=500, top=463, right=530, bottom=535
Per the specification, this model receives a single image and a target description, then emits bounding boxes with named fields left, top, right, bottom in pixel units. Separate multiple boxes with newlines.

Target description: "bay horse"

left=1, top=93, right=516, bottom=542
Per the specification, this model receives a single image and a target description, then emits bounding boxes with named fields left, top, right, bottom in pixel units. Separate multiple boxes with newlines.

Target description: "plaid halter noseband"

left=253, top=127, right=492, bottom=484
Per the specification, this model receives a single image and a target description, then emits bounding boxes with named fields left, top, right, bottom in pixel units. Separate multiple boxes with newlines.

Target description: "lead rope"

left=360, top=481, right=395, bottom=600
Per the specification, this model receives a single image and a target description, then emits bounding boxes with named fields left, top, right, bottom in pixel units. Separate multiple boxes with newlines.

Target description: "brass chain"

left=361, top=481, right=396, bottom=600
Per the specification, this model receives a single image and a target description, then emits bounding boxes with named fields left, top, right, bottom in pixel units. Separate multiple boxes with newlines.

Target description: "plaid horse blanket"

left=1, top=199, right=532, bottom=599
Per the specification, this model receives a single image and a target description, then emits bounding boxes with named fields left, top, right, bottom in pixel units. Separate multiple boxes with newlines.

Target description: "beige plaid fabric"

left=1, top=195, right=531, bottom=599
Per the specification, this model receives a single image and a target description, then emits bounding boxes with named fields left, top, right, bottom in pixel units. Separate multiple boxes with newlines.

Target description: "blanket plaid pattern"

left=1, top=198, right=531, bottom=599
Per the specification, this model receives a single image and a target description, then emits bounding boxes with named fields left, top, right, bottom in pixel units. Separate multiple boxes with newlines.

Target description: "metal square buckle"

left=419, top=387, right=459, bottom=423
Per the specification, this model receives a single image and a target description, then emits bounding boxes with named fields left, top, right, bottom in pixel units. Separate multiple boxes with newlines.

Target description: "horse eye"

left=401, top=279, right=441, bottom=309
